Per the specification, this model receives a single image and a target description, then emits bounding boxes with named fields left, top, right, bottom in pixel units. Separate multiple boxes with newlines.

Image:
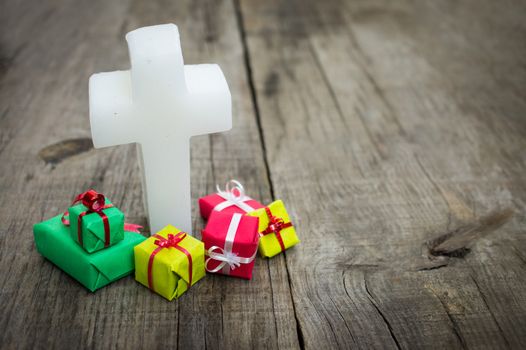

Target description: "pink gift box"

left=198, top=180, right=264, bottom=220
left=202, top=211, right=260, bottom=279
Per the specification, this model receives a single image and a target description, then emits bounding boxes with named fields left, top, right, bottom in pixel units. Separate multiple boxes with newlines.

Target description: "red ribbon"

left=61, top=189, right=142, bottom=247
left=124, top=223, right=143, bottom=233
left=261, top=207, right=293, bottom=252
left=147, top=232, right=193, bottom=291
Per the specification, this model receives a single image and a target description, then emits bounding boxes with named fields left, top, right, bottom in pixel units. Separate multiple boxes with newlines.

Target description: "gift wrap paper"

left=134, top=225, right=205, bottom=301
left=248, top=200, right=300, bottom=258
left=199, top=193, right=264, bottom=220
left=202, top=211, right=259, bottom=279
left=34, top=215, right=146, bottom=292
left=68, top=198, right=125, bottom=253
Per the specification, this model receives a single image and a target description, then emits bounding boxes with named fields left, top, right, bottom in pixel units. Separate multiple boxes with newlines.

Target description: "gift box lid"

left=203, top=211, right=259, bottom=248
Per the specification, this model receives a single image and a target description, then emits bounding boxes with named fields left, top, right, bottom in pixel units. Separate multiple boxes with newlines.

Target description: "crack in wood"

left=233, top=3, right=302, bottom=348
left=469, top=275, right=512, bottom=349
left=428, top=288, right=467, bottom=349
left=233, top=0, right=275, bottom=201
left=328, top=294, right=357, bottom=346
left=319, top=301, right=344, bottom=348
left=283, top=251, right=305, bottom=350
left=363, top=274, right=402, bottom=350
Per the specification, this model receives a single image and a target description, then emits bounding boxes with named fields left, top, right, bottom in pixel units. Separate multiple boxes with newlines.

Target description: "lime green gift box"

left=68, top=197, right=124, bottom=253
left=134, top=225, right=205, bottom=301
left=247, top=200, right=300, bottom=258
left=34, top=214, right=146, bottom=292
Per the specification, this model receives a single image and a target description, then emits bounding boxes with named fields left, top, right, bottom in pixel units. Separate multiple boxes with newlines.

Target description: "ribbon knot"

left=154, top=232, right=187, bottom=249
left=224, top=251, right=241, bottom=268
left=79, top=189, right=106, bottom=213
left=213, top=180, right=255, bottom=213
left=267, top=216, right=286, bottom=234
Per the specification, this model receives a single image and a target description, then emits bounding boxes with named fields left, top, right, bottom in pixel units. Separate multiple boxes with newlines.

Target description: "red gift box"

left=198, top=180, right=264, bottom=219
left=202, top=211, right=260, bottom=279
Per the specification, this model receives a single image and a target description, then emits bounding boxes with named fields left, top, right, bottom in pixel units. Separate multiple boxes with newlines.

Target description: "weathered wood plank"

left=2, top=0, right=526, bottom=348
left=239, top=0, right=526, bottom=348
left=0, top=0, right=299, bottom=349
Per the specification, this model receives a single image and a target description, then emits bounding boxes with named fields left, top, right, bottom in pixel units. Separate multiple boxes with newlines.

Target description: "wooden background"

left=1, top=0, right=525, bottom=348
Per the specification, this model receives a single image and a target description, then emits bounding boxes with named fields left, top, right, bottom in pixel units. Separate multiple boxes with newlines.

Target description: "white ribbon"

left=213, top=179, right=255, bottom=213
left=205, top=213, right=257, bottom=274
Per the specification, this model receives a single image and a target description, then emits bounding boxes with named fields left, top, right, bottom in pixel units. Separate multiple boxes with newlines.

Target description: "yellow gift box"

left=134, top=225, right=205, bottom=301
left=248, top=200, right=300, bottom=258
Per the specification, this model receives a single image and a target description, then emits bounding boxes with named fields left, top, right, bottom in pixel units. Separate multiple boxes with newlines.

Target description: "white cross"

left=89, top=24, right=232, bottom=235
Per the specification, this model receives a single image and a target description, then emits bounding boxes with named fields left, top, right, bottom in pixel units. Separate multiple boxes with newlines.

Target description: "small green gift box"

left=34, top=214, right=146, bottom=292
left=67, top=190, right=125, bottom=253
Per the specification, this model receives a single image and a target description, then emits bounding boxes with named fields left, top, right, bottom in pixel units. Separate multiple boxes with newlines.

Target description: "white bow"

left=213, top=179, right=255, bottom=213
left=205, top=246, right=256, bottom=272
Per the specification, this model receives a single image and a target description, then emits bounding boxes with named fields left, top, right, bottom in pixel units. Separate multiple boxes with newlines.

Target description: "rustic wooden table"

left=1, top=0, right=525, bottom=349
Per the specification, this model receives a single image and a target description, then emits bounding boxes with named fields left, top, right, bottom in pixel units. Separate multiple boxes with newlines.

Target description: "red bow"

left=148, top=232, right=193, bottom=291
left=77, top=189, right=107, bottom=212
left=261, top=207, right=293, bottom=252
left=154, top=233, right=186, bottom=248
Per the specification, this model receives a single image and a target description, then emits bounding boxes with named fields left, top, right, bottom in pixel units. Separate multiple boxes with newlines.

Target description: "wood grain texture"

left=0, top=0, right=525, bottom=349
left=238, top=0, right=526, bottom=349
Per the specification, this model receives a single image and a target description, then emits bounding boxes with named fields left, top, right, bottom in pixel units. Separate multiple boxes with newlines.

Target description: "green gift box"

left=34, top=214, right=146, bottom=292
left=68, top=196, right=125, bottom=253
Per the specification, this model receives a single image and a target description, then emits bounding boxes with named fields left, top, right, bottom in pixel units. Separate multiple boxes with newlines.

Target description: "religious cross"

left=89, top=23, right=232, bottom=234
